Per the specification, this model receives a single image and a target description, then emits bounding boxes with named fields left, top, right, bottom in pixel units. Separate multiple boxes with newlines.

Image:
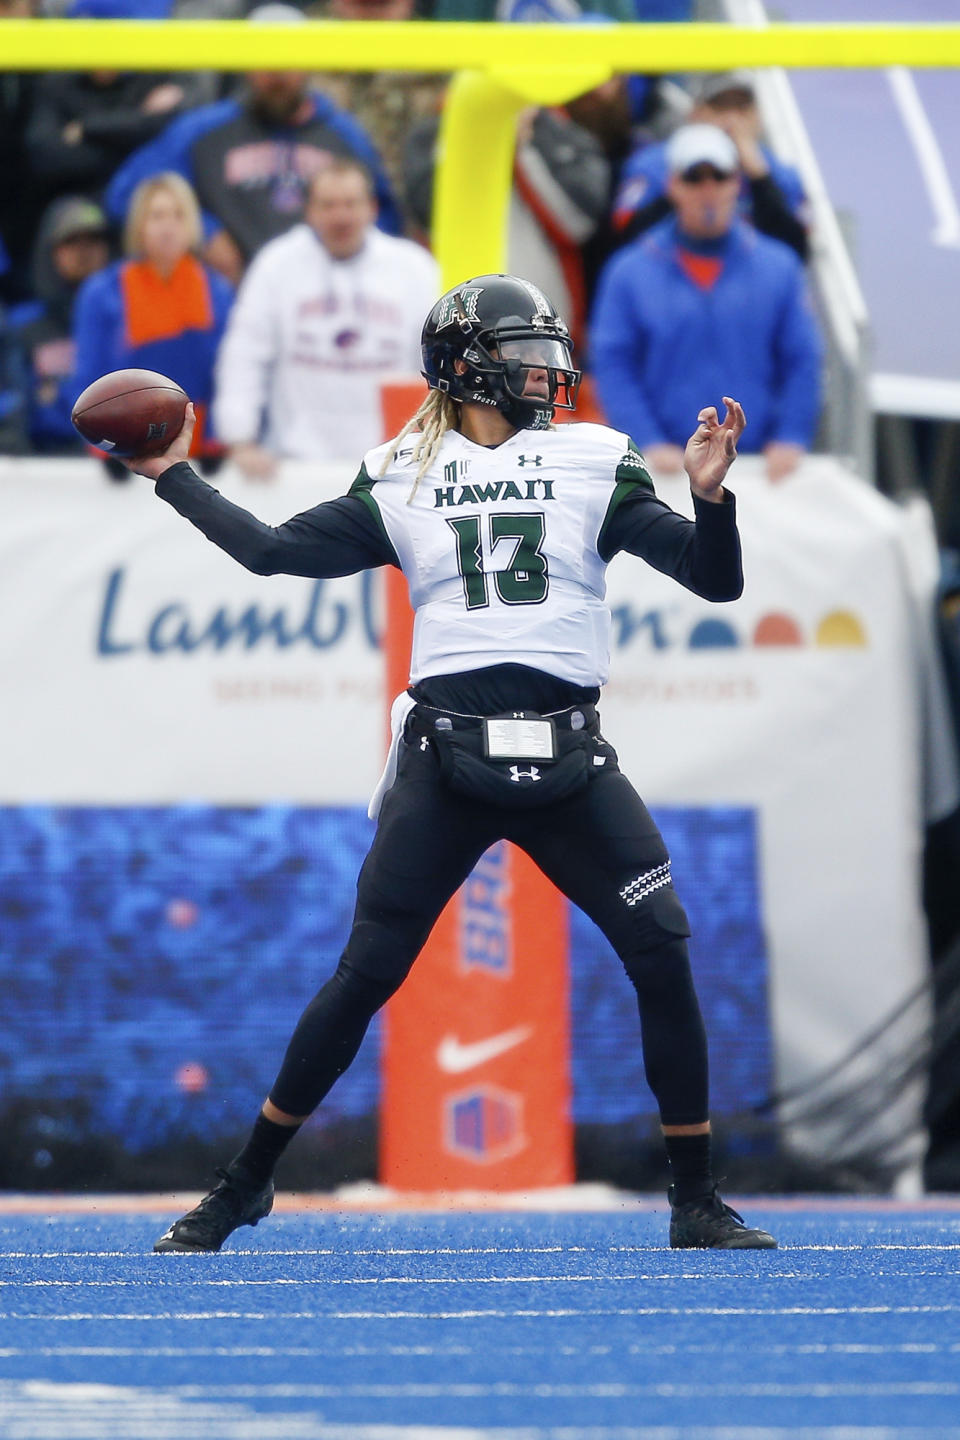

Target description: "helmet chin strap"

left=499, top=393, right=555, bottom=430
left=495, top=357, right=556, bottom=430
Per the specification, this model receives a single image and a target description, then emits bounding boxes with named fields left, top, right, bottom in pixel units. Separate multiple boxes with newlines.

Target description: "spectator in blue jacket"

left=74, top=173, right=234, bottom=475
left=611, top=71, right=809, bottom=262
left=591, top=123, right=822, bottom=483
left=9, top=196, right=112, bottom=454
left=104, top=5, right=402, bottom=285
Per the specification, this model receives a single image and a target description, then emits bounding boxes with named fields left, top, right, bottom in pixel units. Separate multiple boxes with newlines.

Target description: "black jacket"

left=25, top=71, right=208, bottom=199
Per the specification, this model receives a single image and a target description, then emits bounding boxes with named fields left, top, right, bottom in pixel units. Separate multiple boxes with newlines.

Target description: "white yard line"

left=4, top=1242, right=960, bottom=1259
left=2, top=1303, right=958, bottom=1320
left=4, top=1268, right=960, bottom=1290
left=0, top=1341, right=954, bottom=1360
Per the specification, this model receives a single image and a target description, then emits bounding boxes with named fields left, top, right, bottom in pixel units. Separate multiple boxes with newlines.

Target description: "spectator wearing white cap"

left=591, top=122, right=822, bottom=483
left=666, top=123, right=739, bottom=184
left=610, top=71, right=809, bottom=262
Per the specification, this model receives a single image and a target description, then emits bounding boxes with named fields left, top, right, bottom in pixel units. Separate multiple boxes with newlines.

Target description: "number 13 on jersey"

left=446, top=511, right=549, bottom=610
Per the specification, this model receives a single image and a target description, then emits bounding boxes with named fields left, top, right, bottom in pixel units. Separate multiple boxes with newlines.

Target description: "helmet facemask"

left=454, top=327, right=581, bottom=431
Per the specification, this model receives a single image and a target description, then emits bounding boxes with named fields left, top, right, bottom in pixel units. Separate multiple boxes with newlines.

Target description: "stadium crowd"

left=0, top=0, right=822, bottom=478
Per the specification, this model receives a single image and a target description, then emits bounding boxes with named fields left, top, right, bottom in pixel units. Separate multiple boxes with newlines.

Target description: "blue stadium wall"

left=0, top=803, right=772, bottom=1191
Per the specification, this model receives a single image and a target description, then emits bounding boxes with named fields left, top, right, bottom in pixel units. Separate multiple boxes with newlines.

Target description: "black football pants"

left=269, top=735, right=710, bottom=1127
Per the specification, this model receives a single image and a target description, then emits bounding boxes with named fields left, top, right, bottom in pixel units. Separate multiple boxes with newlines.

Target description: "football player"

left=131, top=274, right=776, bottom=1254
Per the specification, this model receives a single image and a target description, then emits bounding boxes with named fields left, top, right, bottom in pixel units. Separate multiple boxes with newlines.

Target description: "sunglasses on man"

left=679, top=164, right=737, bottom=184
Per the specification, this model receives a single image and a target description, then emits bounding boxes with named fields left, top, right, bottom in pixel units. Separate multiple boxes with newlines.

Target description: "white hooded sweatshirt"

left=213, top=223, right=439, bottom=461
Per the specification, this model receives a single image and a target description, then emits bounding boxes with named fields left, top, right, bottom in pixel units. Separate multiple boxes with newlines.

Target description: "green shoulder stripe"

left=348, top=462, right=400, bottom=566
left=348, top=461, right=378, bottom=500
left=597, top=440, right=655, bottom=555
left=613, top=439, right=655, bottom=491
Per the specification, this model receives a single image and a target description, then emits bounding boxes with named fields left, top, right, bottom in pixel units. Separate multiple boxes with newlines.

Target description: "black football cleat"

left=153, top=1166, right=274, bottom=1253
left=669, top=1185, right=778, bottom=1249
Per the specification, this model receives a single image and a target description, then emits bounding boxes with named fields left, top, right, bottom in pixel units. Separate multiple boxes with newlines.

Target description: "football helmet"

left=421, top=274, right=581, bottom=431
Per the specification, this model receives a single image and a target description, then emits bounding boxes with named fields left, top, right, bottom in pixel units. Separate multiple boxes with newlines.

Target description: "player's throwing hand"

left=127, top=403, right=197, bottom=482
left=684, top=396, right=746, bottom=500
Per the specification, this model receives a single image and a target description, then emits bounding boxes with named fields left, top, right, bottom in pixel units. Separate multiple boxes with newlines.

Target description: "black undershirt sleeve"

left=599, top=487, right=743, bottom=602
left=154, top=461, right=400, bottom=578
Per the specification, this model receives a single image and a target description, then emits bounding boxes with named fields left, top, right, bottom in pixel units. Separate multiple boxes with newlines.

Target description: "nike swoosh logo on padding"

left=436, top=1025, right=534, bottom=1074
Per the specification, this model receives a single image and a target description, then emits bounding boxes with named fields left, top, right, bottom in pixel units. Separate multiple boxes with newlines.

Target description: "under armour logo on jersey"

left=517, top=454, right=543, bottom=467
left=509, top=765, right=542, bottom=783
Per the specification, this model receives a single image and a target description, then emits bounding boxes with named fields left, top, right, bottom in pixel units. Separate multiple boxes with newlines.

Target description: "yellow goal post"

left=4, top=17, right=960, bottom=286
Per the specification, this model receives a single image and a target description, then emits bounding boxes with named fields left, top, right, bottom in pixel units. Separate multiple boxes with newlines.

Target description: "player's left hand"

left=684, top=397, right=746, bottom=502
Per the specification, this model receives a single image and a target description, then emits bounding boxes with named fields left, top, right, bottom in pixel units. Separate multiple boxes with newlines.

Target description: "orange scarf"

left=121, top=254, right=213, bottom=348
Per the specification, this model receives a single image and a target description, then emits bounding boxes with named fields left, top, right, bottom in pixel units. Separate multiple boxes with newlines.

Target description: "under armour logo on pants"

left=509, top=765, right=541, bottom=783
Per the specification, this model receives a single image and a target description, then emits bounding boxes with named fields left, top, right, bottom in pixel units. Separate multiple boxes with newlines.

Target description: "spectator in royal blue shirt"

left=591, top=123, right=822, bottom=483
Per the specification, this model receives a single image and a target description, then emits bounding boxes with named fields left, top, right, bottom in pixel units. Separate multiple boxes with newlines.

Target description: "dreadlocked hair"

left=378, top=389, right=460, bottom=502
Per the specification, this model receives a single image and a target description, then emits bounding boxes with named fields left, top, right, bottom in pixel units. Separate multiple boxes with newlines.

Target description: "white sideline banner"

left=0, top=458, right=383, bottom=805
left=1, top=452, right=953, bottom=1177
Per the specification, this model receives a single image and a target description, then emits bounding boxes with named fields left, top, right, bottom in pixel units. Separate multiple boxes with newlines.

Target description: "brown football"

left=71, top=369, right=189, bottom=458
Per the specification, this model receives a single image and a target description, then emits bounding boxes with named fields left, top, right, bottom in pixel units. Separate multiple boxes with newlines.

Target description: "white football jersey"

left=352, top=423, right=653, bottom=688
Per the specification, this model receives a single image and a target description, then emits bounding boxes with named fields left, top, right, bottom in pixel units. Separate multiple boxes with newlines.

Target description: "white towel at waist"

left=368, top=691, right=417, bottom=820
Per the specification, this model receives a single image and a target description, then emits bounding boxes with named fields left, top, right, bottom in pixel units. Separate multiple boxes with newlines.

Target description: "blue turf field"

left=1, top=1201, right=959, bottom=1439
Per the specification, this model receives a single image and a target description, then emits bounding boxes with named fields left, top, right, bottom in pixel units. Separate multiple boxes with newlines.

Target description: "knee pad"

left=622, top=884, right=691, bottom=953
left=618, top=886, right=693, bottom=993
left=621, top=932, right=693, bottom=993
left=334, top=918, right=421, bottom=1008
